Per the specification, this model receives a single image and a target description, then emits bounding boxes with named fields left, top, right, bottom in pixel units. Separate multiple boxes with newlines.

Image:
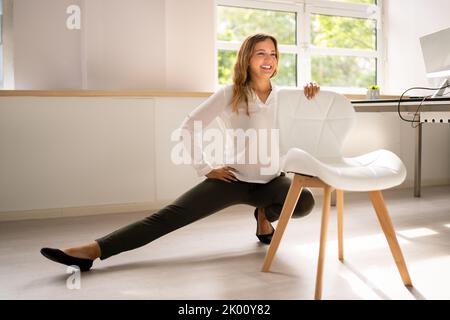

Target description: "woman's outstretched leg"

left=42, top=178, right=250, bottom=269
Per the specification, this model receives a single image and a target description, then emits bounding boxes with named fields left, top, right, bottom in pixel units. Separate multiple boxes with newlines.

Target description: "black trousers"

left=96, top=173, right=315, bottom=260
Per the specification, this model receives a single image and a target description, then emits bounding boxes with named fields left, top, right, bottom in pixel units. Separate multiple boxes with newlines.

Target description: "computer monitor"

left=420, top=26, right=450, bottom=98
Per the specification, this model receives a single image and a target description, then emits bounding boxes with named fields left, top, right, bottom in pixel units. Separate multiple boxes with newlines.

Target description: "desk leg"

left=414, top=123, right=422, bottom=197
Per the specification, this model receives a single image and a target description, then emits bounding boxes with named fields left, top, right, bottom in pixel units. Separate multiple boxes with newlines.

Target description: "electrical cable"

left=411, top=95, right=430, bottom=128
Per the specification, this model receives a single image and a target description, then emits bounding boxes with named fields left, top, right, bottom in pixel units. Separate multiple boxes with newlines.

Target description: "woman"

left=41, top=33, right=320, bottom=272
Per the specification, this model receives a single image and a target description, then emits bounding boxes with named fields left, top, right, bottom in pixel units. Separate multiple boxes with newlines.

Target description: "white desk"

left=351, top=97, right=450, bottom=197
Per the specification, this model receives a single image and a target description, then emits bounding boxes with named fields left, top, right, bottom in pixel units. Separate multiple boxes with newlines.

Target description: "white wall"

left=384, top=0, right=450, bottom=93
left=84, top=0, right=167, bottom=90
left=10, top=0, right=216, bottom=91
left=0, top=95, right=222, bottom=216
left=165, top=0, right=216, bottom=92
left=0, top=97, right=157, bottom=213
left=384, top=0, right=450, bottom=187
left=13, top=0, right=83, bottom=89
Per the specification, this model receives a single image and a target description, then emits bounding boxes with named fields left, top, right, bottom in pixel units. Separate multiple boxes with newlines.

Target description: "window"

left=216, top=0, right=382, bottom=93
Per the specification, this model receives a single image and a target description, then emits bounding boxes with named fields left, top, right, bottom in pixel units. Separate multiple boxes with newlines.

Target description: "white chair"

left=262, top=89, right=412, bottom=299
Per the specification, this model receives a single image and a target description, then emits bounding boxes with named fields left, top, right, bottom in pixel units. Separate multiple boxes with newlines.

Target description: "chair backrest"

left=277, top=89, right=356, bottom=160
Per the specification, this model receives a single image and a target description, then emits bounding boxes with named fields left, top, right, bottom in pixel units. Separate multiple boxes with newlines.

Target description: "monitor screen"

left=420, top=27, right=450, bottom=78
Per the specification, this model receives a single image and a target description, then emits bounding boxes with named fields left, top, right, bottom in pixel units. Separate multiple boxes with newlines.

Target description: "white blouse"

left=177, top=84, right=281, bottom=183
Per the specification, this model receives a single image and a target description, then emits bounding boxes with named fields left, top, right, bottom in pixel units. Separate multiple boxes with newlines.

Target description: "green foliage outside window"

left=311, top=14, right=376, bottom=50
left=217, top=6, right=296, bottom=45
left=312, top=56, right=376, bottom=88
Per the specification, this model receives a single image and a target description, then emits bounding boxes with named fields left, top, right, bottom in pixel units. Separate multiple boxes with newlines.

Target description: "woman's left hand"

left=304, top=82, right=320, bottom=100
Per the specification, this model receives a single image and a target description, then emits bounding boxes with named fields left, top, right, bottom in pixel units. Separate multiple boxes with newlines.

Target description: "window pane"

left=217, top=6, right=296, bottom=45
left=312, top=56, right=376, bottom=88
left=218, top=50, right=236, bottom=85
left=311, top=14, right=376, bottom=50
left=273, top=53, right=297, bottom=87
left=218, top=50, right=297, bottom=87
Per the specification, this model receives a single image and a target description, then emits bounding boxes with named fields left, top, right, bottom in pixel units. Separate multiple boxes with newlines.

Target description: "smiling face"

left=231, top=34, right=280, bottom=115
left=248, top=39, right=278, bottom=82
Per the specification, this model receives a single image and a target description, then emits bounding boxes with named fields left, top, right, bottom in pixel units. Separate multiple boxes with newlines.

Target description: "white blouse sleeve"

left=177, top=86, right=229, bottom=176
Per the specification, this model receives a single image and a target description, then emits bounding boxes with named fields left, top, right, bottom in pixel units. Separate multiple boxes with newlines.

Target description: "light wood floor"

left=1, top=186, right=449, bottom=300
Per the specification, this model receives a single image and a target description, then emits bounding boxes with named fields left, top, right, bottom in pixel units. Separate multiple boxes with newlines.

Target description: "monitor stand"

left=432, top=78, right=449, bottom=98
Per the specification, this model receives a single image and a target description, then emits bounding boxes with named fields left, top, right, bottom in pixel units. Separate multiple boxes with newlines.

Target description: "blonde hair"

left=231, top=33, right=279, bottom=116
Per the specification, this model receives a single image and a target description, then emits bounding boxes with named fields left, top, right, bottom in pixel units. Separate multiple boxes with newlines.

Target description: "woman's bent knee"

left=292, top=189, right=315, bottom=218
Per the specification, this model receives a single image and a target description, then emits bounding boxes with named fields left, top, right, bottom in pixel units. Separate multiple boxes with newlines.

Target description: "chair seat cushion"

left=283, top=148, right=407, bottom=191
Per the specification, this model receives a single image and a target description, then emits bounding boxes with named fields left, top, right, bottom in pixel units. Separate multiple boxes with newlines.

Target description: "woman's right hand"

left=304, top=82, right=320, bottom=100
left=206, top=166, right=239, bottom=183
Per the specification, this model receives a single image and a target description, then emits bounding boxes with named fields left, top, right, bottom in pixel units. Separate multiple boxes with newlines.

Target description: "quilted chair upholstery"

left=278, top=89, right=407, bottom=191
left=261, top=89, right=412, bottom=299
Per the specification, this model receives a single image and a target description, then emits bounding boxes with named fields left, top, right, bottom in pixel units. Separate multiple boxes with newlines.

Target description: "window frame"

left=215, top=0, right=384, bottom=93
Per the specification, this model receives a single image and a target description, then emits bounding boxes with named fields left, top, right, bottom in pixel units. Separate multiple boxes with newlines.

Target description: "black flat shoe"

left=40, top=247, right=93, bottom=272
left=254, top=208, right=275, bottom=245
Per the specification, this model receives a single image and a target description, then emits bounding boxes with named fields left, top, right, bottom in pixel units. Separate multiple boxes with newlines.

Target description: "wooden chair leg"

left=314, top=186, right=333, bottom=300
left=261, top=174, right=304, bottom=272
left=336, top=190, right=344, bottom=262
left=368, top=191, right=413, bottom=287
